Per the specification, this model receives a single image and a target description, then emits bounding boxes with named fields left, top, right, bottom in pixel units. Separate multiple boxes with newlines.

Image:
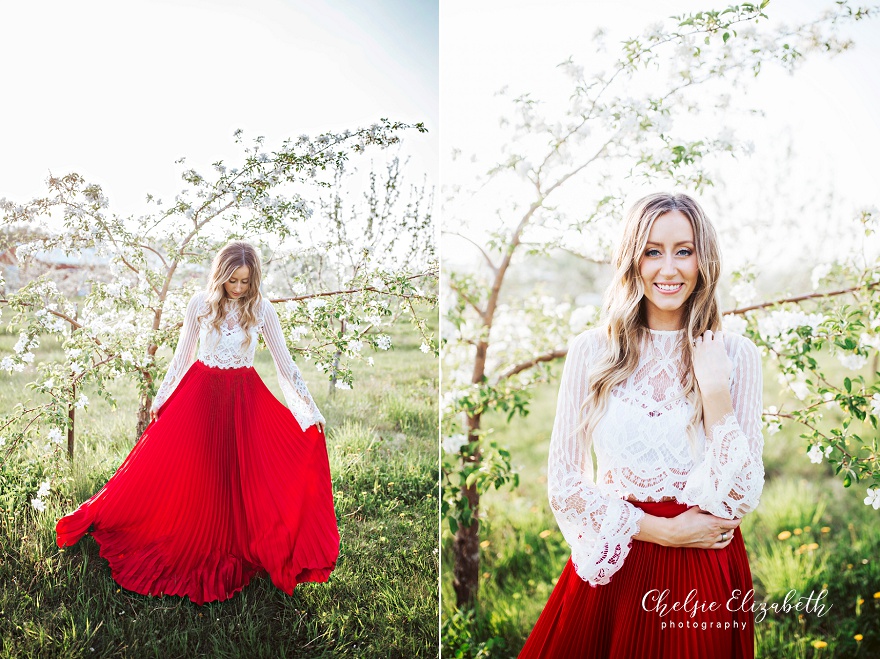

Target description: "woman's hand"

left=317, top=421, right=325, bottom=434
left=692, top=329, right=732, bottom=396
left=635, top=507, right=741, bottom=549
left=150, top=409, right=158, bottom=423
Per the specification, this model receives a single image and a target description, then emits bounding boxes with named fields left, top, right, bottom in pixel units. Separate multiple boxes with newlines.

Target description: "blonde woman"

left=519, top=193, right=763, bottom=658
left=56, top=240, right=339, bottom=605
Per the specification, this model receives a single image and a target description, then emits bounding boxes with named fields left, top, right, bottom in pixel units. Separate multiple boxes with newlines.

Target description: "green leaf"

left=723, top=32, right=730, bottom=43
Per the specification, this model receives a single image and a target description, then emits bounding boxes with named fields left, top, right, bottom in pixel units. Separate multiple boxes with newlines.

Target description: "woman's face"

left=637, top=210, right=699, bottom=329
left=223, top=265, right=250, bottom=299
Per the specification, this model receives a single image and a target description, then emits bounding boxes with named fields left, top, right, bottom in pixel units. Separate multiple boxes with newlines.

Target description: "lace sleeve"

left=151, top=291, right=202, bottom=413
left=548, top=330, right=646, bottom=586
left=261, top=299, right=326, bottom=431
left=681, top=336, right=765, bottom=518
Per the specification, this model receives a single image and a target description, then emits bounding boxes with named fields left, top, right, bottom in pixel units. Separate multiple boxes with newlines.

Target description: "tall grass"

left=0, top=315, right=439, bottom=659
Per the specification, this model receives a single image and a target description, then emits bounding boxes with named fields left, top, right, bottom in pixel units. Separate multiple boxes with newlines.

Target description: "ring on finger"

left=720, top=531, right=727, bottom=542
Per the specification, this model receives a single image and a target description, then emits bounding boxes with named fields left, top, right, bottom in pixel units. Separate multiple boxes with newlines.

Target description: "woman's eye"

left=645, top=248, right=692, bottom=257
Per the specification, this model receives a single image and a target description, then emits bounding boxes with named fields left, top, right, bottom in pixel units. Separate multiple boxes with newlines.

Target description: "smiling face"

left=637, top=210, right=699, bottom=330
left=223, top=265, right=250, bottom=300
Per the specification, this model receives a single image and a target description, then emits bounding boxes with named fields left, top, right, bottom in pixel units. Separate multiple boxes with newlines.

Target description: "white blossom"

left=730, top=282, right=758, bottom=305
left=47, top=427, right=63, bottom=444
left=376, top=334, right=392, bottom=350
left=838, top=352, right=867, bottom=371
left=31, top=498, right=46, bottom=513
left=443, top=434, right=469, bottom=454
left=722, top=314, right=747, bottom=336
left=420, top=342, right=431, bottom=354
left=807, top=444, right=824, bottom=464
left=348, top=339, right=363, bottom=353
left=367, top=357, right=375, bottom=366
left=0, top=356, right=13, bottom=372
left=865, top=488, right=880, bottom=510
left=334, top=380, right=351, bottom=390
left=811, top=263, right=833, bottom=290
left=21, top=352, right=35, bottom=364
left=75, top=394, right=89, bottom=410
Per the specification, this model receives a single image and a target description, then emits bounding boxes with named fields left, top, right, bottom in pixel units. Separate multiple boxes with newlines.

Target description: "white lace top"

left=548, top=326, right=765, bottom=586
left=150, top=291, right=325, bottom=431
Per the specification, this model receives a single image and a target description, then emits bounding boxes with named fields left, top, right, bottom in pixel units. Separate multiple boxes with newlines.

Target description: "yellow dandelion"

left=854, top=634, right=863, bottom=642
left=480, top=540, right=491, bottom=548
left=821, top=526, right=831, bottom=533
left=874, top=591, right=880, bottom=599
left=777, top=531, right=792, bottom=540
left=857, top=597, right=864, bottom=606
left=806, top=543, right=819, bottom=551
left=847, top=564, right=854, bottom=570
left=539, top=530, right=553, bottom=539
left=794, top=528, right=803, bottom=535
left=804, top=526, right=811, bottom=532
left=811, top=640, right=828, bottom=649
left=482, top=572, right=490, bottom=579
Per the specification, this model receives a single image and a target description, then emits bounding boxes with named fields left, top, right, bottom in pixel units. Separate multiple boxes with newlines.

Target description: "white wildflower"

left=47, top=427, right=63, bottom=444
left=31, top=498, right=46, bottom=513
left=367, top=357, right=374, bottom=366
left=37, top=480, right=51, bottom=498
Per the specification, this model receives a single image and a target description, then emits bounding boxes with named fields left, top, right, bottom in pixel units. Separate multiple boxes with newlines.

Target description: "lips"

left=654, top=283, right=684, bottom=294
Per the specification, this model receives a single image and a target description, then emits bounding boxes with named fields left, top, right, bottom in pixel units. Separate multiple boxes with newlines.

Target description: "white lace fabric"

left=150, top=291, right=325, bottom=431
left=548, top=327, right=765, bottom=586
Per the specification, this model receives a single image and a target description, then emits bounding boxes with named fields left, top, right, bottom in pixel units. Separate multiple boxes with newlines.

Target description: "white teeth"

left=656, top=283, right=682, bottom=291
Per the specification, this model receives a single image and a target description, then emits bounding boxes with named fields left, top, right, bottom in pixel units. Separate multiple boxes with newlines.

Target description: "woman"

left=519, top=193, right=763, bottom=658
left=56, top=240, right=339, bottom=605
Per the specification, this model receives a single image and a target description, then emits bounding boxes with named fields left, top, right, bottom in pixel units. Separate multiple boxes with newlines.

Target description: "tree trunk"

left=136, top=396, right=150, bottom=441
left=67, top=382, right=75, bottom=461
left=453, top=411, right=483, bottom=607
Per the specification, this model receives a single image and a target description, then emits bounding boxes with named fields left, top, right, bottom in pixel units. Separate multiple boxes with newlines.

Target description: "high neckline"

left=648, top=327, right=685, bottom=334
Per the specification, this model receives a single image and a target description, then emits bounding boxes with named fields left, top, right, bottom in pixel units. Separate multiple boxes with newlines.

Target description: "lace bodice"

left=548, top=326, right=765, bottom=586
left=150, top=291, right=325, bottom=431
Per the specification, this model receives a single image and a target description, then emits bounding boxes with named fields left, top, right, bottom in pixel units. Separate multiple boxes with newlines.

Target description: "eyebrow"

left=646, top=241, right=694, bottom=246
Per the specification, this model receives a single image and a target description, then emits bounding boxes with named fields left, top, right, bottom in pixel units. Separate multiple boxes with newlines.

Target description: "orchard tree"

left=441, top=2, right=879, bottom=607
left=0, top=119, right=437, bottom=491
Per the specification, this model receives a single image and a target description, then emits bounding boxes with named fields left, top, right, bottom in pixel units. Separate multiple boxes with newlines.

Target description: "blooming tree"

left=0, top=120, right=437, bottom=510
left=441, top=2, right=879, bottom=607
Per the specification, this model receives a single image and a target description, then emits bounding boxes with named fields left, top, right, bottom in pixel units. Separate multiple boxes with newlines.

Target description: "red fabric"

left=56, top=360, right=339, bottom=605
left=519, top=500, right=755, bottom=658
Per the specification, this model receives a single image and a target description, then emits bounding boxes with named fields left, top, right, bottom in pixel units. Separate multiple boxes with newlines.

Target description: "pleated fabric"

left=519, top=500, right=755, bottom=659
left=56, top=360, right=339, bottom=606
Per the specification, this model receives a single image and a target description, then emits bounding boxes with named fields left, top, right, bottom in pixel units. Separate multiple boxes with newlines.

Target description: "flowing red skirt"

left=56, top=359, right=340, bottom=606
left=519, top=500, right=755, bottom=658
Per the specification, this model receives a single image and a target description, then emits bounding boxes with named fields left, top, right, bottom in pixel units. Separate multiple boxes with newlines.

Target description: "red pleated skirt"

left=519, top=500, right=755, bottom=658
left=56, top=359, right=340, bottom=605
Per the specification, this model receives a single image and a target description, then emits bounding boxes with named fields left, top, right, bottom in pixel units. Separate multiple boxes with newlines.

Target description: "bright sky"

left=440, top=0, right=880, bottom=286
left=0, top=0, right=438, bottom=219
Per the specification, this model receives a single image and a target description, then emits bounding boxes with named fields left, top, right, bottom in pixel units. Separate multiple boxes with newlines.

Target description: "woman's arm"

left=548, top=330, right=647, bottom=586
left=150, top=291, right=203, bottom=417
left=681, top=335, right=766, bottom=519
left=261, top=299, right=326, bottom=433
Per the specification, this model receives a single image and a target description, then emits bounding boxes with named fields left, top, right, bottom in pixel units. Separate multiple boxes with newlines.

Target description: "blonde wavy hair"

left=579, top=192, right=723, bottom=460
left=197, top=240, right=264, bottom=351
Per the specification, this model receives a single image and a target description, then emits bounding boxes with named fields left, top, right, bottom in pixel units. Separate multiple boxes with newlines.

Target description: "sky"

left=440, top=0, right=880, bottom=289
left=0, top=0, right=438, bottom=220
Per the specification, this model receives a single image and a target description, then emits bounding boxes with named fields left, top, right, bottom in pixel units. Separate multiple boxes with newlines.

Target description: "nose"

left=659, top=254, right=677, bottom=277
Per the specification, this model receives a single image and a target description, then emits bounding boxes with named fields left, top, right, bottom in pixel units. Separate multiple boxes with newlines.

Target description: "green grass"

left=442, top=371, right=880, bottom=659
left=0, top=314, right=439, bottom=659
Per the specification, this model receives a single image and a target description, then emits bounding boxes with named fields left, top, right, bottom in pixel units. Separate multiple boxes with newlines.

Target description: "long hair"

left=197, top=240, right=264, bottom=351
left=579, top=192, right=723, bottom=460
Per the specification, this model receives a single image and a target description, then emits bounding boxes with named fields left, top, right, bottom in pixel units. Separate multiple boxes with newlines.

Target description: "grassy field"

left=441, top=363, right=880, bottom=659
left=0, top=314, right=439, bottom=658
